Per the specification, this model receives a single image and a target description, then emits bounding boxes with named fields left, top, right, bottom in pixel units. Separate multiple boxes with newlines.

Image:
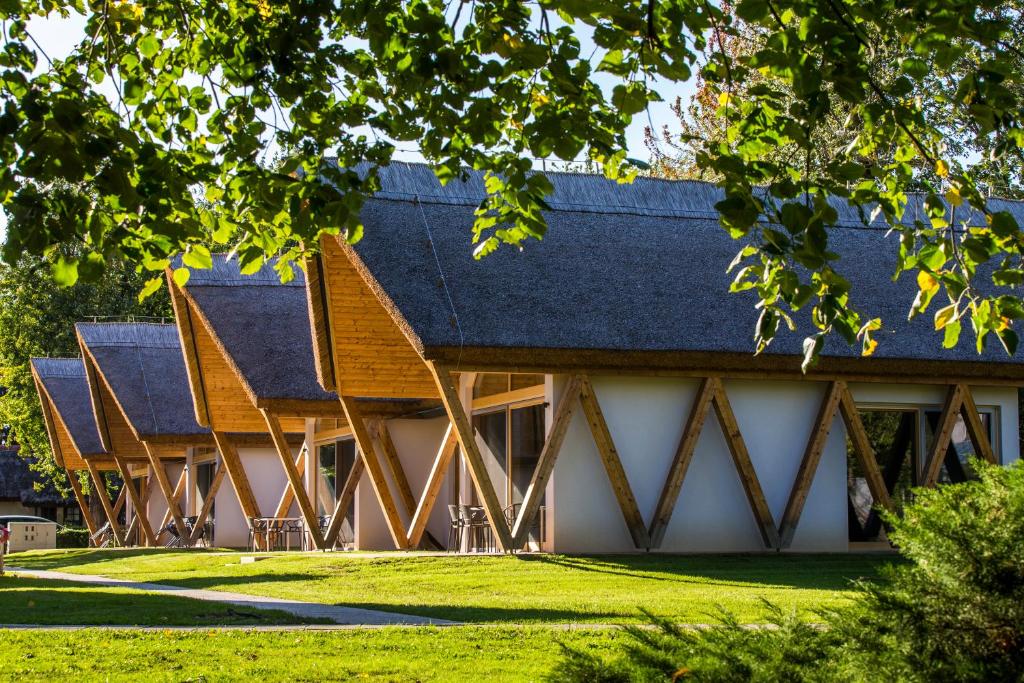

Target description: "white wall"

left=355, top=416, right=453, bottom=550
left=548, top=375, right=1018, bottom=554
left=212, top=447, right=291, bottom=548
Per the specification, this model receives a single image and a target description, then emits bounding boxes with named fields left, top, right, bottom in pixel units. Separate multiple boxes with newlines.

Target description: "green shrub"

left=551, top=460, right=1024, bottom=683
left=56, top=526, right=90, bottom=548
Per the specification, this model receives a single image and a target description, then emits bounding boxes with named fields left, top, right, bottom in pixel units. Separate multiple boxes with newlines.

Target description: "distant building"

left=0, top=448, right=80, bottom=525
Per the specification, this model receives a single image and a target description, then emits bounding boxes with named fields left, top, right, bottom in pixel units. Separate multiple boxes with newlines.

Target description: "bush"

left=551, top=460, right=1024, bottom=683
left=56, top=526, right=90, bottom=548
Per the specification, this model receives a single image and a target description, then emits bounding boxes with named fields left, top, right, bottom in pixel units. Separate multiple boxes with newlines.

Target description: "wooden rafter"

left=921, top=384, right=997, bottom=488
left=323, top=452, right=365, bottom=548
left=112, top=484, right=127, bottom=518
left=428, top=362, right=514, bottom=552
left=777, top=381, right=845, bottom=548
left=211, top=431, right=262, bottom=524
left=189, top=461, right=226, bottom=544
left=510, top=375, right=582, bottom=548
left=86, top=460, right=124, bottom=545
left=337, top=396, right=408, bottom=549
left=273, top=444, right=307, bottom=518
left=374, top=421, right=418, bottom=517
left=406, top=424, right=458, bottom=548
left=143, top=443, right=189, bottom=544
left=960, top=386, right=997, bottom=464
left=648, top=377, right=716, bottom=549
left=578, top=376, right=651, bottom=549
left=113, top=454, right=155, bottom=546
left=65, top=468, right=98, bottom=537
left=262, top=410, right=326, bottom=550
left=709, top=377, right=780, bottom=549
left=838, top=386, right=894, bottom=515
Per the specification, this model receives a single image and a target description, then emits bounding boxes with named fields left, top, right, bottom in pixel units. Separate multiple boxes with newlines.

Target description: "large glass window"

left=196, top=462, right=217, bottom=521
left=924, top=411, right=993, bottom=484
left=318, top=439, right=356, bottom=547
left=848, top=410, right=917, bottom=543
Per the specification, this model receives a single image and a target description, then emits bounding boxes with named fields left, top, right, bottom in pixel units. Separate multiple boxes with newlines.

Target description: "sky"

left=3, top=10, right=698, bottom=235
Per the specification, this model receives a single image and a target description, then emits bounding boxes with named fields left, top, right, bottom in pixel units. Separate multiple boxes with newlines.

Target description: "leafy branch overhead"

left=1, top=0, right=1023, bottom=365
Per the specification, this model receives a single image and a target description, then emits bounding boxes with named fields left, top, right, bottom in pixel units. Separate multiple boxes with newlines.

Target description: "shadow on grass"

left=0, top=576, right=320, bottom=626
left=8, top=547, right=227, bottom=571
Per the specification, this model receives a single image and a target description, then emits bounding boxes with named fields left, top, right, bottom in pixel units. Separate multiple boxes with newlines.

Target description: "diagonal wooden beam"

left=959, top=384, right=998, bottom=465
left=273, top=445, right=307, bottom=518
left=123, top=514, right=138, bottom=546
left=338, top=396, right=408, bottom=549
left=323, top=452, right=365, bottom=548
left=709, top=377, right=780, bottom=550
left=511, top=375, right=582, bottom=548
left=143, top=443, right=189, bottom=545
left=86, top=462, right=125, bottom=546
left=648, top=377, right=716, bottom=549
left=158, top=465, right=189, bottom=532
left=65, top=468, right=98, bottom=538
left=838, top=385, right=894, bottom=514
left=920, top=384, right=965, bottom=487
left=112, top=484, right=127, bottom=518
left=777, top=381, right=845, bottom=549
left=374, top=420, right=418, bottom=517
left=112, top=454, right=156, bottom=546
left=211, top=431, right=262, bottom=524
left=189, top=461, right=226, bottom=545
left=406, top=424, right=459, bottom=548
left=261, top=410, right=326, bottom=550
left=428, top=362, right=514, bottom=552
left=578, top=375, right=651, bottom=550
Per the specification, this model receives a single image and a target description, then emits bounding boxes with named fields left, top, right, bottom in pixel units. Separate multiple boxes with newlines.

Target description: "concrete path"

left=9, top=568, right=457, bottom=627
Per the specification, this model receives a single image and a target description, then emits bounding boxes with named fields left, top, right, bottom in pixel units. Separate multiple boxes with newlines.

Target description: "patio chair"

left=162, top=520, right=184, bottom=548
left=447, top=504, right=465, bottom=552
left=461, top=504, right=493, bottom=552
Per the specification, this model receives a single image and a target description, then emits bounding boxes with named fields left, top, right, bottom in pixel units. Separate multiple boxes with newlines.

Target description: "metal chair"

left=461, top=504, right=492, bottom=552
left=447, top=504, right=465, bottom=552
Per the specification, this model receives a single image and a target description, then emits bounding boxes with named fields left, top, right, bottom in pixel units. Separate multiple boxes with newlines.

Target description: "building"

left=0, top=448, right=80, bottom=525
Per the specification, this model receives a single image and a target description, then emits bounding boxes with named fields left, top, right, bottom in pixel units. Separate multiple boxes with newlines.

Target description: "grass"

left=0, top=575, right=325, bottom=626
left=8, top=548, right=894, bottom=624
left=0, top=626, right=627, bottom=682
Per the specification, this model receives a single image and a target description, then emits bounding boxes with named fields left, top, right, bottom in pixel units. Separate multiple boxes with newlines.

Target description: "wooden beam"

left=838, top=386, right=894, bottom=514
left=511, top=375, right=581, bottom=548
left=113, top=454, right=156, bottom=546
left=375, top=421, right=417, bottom=517
left=86, top=460, right=124, bottom=546
left=920, top=384, right=964, bottom=487
left=211, top=431, right=262, bottom=524
left=189, top=461, right=226, bottom=544
left=65, top=468, right=98, bottom=538
left=112, top=483, right=127, bottom=518
left=648, top=377, right=716, bottom=549
left=273, top=445, right=307, bottom=518
left=777, top=381, right=844, bottom=549
left=427, top=362, right=514, bottom=552
left=158, top=465, right=189, bottom=532
left=471, top=385, right=545, bottom=412
left=959, top=385, right=998, bottom=465
left=338, top=396, right=409, bottom=549
left=578, top=375, right=651, bottom=550
left=262, top=410, right=326, bottom=550
left=314, top=426, right=353, bottom=444
left=143, top=443, right=189, bottom=545
left=323, top=452, right=365, bottom=548
left=710, top=378, right=780, bottom=550
left=406, top=424, right=459, bottom=548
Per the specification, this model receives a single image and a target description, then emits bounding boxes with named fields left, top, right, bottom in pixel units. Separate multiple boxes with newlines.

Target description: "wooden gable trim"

left=33, top=373, right=67, bottom=469
left=305, top=249, right=337, bottom=393
left=77, top=335, right=147, bottom=458
left=168, top=273, right=212, bottom=427
left=31, top=368, right=98, bottom=470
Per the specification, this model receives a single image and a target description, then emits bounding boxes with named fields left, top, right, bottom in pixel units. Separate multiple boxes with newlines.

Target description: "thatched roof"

left=76, top=323, right=209, bottom=440
left=331, top=162, right=1024, bottom=368
left=178, top=254, right=338, bottom=403
left=30, top=358, right=107, bottom=457
left=0, top=449, right=70, bottom=505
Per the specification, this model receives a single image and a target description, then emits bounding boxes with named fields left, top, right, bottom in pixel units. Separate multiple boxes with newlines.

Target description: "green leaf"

left=172, top=267, right=191, bottom=287
left=139, top=35, right=160, bottom=60
left=50, top=257, right=79, bottom=287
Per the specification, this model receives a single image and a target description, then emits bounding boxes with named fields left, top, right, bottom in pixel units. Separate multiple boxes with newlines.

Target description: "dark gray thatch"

left=76, top=323, right=209, bottom=439
left=30, top=358, right=107, bottom=457
left=341, top=163, right=1024, bottom=365
left=0, top=449, right=73, bottom=506
left=179, top=254, right=338, bottom=403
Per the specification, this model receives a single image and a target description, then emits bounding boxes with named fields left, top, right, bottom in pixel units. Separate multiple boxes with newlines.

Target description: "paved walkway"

left=9, top=568, right=457, bottom=627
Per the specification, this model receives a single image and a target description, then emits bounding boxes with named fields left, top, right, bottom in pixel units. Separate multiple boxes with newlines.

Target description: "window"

left=848, top=410, right=918, bottom=543
left=64, top=507, right=82, bottom=526
left=318, top=439, right=357, bottom=546
left=196, top=462, right=217, bottom=523
left=924, top=410, right=993, bottom=484
left=469, top=373, right=547, bottom=544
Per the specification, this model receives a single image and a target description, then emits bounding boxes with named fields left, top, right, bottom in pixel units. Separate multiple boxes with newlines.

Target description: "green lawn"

left=0, top=626, right=624, bottom=682
left=8, top=548, right=894, bottom=624
left=0, top=575, right=324, bottom=626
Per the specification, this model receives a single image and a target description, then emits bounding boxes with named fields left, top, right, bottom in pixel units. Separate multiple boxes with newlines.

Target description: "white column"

left=184, top=448, right=196, bottom=516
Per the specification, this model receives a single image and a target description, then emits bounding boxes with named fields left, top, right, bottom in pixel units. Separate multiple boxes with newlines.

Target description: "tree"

left=1, top=1, right=1023, bottom=364
left=0, top=253, right=171, bottom=490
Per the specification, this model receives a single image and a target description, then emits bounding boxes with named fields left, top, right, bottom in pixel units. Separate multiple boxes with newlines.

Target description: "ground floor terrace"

left=118, top=371, right=1018, bottom=556
left=0, top=547, right=892, bottom=681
